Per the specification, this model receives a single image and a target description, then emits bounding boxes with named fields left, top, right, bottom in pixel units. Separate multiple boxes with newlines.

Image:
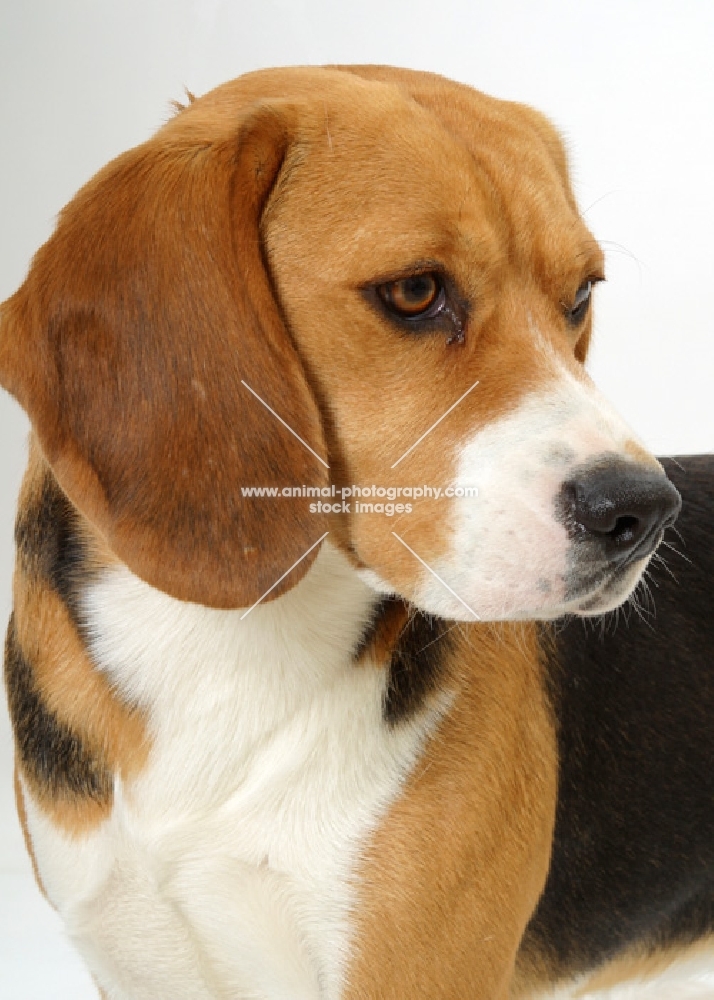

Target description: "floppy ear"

left=0, top=101, right=329, bottom=609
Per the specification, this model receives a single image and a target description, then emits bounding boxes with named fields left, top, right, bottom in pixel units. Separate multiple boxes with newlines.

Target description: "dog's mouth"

left=568, top=557, right=649, bottom=617
left=484, top=558, right=646, bottom=622
left=562, top=547, right=656, bottom=617
left=522, top=524, right=666, bottom=621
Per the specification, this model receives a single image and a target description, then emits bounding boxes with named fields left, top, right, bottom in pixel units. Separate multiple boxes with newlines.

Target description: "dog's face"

left=260, top=68, right=679, bottom=620
left=0, top=66, right=679, bottom=618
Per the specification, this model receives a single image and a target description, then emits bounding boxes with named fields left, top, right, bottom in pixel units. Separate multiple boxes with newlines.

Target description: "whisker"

left=626, top=586, right=655, bottom=630
left=651, top=551, right=678, bottom=583
left=671, top=525, right=687, bottom=546
left=580, top=191, right=617, bottom=217
left=639, top=574, right=657, bottom=618
left=662, top=540, right=693, bottom=565
left=599, top=240, right=642, bottom=264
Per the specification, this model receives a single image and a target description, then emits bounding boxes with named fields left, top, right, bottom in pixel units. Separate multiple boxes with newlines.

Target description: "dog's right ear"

left=0, top=100, right=330, bottom=609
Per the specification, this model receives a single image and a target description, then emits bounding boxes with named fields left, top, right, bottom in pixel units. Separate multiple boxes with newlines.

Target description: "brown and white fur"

left=1, top=65, right=700, bottom=1000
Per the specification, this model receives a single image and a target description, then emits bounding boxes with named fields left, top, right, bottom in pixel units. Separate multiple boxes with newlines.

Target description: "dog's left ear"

left=0, top=101, right=330, bottom=609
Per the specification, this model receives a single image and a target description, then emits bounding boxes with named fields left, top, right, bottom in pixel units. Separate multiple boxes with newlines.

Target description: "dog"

left=0, top=64, right=707, bottom=999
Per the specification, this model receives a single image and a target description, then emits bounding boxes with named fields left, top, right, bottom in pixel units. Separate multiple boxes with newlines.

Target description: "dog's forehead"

left=272, top=102, right=595, bottom=301
left=338, top=66, right=575, bottom=198
left=265, top=95, right=499, bottom=275
left=167, top=66, right=599, bottom=286
left=171, top=65, right=572, bottom=209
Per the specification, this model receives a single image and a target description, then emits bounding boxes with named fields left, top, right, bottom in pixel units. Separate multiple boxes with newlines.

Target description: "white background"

left=1, top=1, right=713, bottom=996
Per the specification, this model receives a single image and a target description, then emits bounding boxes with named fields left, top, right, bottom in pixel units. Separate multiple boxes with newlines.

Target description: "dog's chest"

left=26, top=545, right=445, bottom=999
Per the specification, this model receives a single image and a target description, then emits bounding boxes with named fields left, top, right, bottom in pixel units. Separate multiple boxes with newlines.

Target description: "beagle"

left=0, top=64, right=704, bottom=999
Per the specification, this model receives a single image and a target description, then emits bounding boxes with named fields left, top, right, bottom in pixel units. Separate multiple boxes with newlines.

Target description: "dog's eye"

left=377, top=273, right=446, bottom=321
left=567, top=280, right=593, bottom=326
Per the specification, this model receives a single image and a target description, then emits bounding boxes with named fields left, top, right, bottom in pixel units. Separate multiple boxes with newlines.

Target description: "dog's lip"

left=564, top=556, right=648, bottom=616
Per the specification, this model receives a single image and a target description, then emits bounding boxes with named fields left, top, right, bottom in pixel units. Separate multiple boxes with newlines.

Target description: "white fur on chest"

left=25, top=543, right=445, bottom=1000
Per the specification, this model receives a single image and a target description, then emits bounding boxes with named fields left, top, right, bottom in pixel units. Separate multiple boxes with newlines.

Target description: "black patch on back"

left=523, top=455, right=714, bottom=977
left=355, top=596, right=453, bottom=725
left=14, top=471, right=89, bottom=631
left=4, top=614, right=112, bottom=804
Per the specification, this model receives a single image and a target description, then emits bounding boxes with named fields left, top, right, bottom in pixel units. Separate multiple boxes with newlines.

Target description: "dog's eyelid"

left=583, top=273, right=606, bottom=295
left=573, top=273, right=605, bottom=298
left=365, top=259, right=449, bottom=286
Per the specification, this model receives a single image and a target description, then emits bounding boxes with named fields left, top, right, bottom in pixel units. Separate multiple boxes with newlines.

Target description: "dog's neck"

left=79, top=541, right=388, bottom=799
left=81, top=540, right=379, bottom=723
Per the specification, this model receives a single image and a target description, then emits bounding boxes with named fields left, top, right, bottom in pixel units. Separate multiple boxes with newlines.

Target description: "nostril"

left=577, top=500, right=650, bottom=554
left=610, top=514, right=640, bottom=548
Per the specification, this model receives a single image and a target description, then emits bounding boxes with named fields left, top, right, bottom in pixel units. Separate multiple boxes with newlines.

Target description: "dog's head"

left=0, top=65, right=680, bottom=619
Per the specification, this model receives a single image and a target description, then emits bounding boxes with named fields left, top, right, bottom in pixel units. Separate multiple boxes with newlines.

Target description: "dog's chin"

left=356, top=556, right=651, bottom=624
left=485, top=557, right=652, bottom=623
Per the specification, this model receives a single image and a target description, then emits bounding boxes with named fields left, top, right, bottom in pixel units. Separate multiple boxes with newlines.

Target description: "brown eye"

left=377, top=273, right=445, bottom=320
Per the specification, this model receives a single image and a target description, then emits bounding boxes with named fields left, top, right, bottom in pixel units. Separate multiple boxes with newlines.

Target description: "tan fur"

left=345, top=622, right=557, bottom=999
left=18, top=436, right=122, bottom=576
left=13, top=580, right=148, bottom=834
left=10, top=439, right=148, bottom=834
left=624, top=438, right=659, bottom=466
left=354, top=599, right=413, bottom=667
left=512, top=939, right=566, bottom=998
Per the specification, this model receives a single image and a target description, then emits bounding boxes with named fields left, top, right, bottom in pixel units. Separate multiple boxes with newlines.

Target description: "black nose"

left=560, top=458, right=682, bottom=565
